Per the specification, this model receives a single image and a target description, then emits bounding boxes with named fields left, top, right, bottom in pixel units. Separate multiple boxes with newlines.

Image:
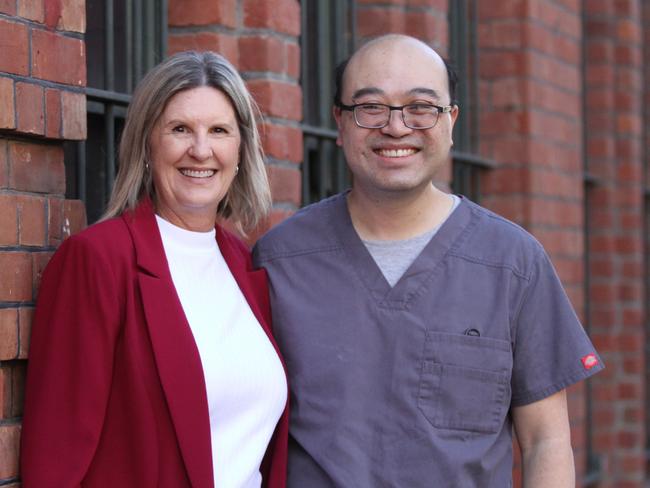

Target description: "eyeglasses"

left=336, top=102, right=453, bottom=130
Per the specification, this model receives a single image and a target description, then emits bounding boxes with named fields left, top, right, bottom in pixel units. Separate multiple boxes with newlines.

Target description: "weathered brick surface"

left=18, top=0, right=45, bottom=22
left=169, top=0, right=237, bottom=28
left=8, top=142, right=65, bottom=194
left=32, top=29, right=86, bottom=86
left=243, top=0, right=300, bottom=36
left=0, top=18, right=29, bottom=75
left=15, top=83, right=45, bottom=136
left=61, top=91, right=87, bottom=140
left=45, top=89, right=62, bottom=139
left=0, top=77, right=15, bottom=130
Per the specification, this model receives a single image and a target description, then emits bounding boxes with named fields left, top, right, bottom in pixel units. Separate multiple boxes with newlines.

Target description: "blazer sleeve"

left=20, top=234, right=123, bottom=488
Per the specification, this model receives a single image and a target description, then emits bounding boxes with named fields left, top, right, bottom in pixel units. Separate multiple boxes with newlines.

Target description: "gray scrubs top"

left=253, top=193, right=603, bottom=488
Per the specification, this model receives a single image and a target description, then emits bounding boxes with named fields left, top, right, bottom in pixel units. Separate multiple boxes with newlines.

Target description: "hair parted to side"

left=102, top=50, right=271, bottom=233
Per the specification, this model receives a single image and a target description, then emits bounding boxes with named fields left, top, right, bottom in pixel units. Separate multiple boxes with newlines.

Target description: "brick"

left=18, top=307, right=33, bottom=359
left=246, top=80, right=302, bottom=121
left=10, top=361, right=25, bottom=417
left=0, top=365, right=9, bottom=418
left=0, top=252, right=32, bottom=301
left=58, top=0, right=86, bottom=33
left=239, top=36, right=285, bottom=74
left=17, top=195, right=47, bottom=246
left=259, top=123, right=303, bottom=163
left=286, top=41, right=300, bottom=80
left=32, top=29, right=86, bottom=86
left=0, top=309, right=18, bottom=360
left=62, top=199, right=87, bottom=237
left=8, top=141, right=65, bottom=194
left=267, top=165, right=301, bottom=206
left=478, top=0, right=526, bottom=20
left=0, top=18, right=29, bottom=76
left=18, top=0, right=45, bottom=22
left=32, top=251, right=53, bottom=296
left=16, top=82, right=45, bottom=135
left=45, top=89, right=62, bottom=139
left=243, top=0, right=300, bottom=36
left=357, top=8, right=407, bottom=38
left=48, top=197, right=64, bottom=246
left=0, top=424, right=20, bottom=478
left=61, top=91, right=86, bottom=140
left=168, top=0, right=236, bottom=27
left=0, top=140, right=6, bottom=189
left=0, top=0, right=16, bottom=14
left=167, top=33, right=238, bottom=68
left=0, top=77, right=15, bottom=129
left=0, top=194, right=18, bottom=246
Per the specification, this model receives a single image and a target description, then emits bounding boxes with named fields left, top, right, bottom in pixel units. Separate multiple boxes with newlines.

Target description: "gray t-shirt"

left=254, top=193, right=603, bottom=488
left=363, top=195, right=460, bottom=287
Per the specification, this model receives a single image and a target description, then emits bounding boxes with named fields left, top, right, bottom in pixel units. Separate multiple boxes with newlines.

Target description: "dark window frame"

left=65, top=0, right=167, bottom=223
left=448, top=0, right=494, bottom=202
left=300, top=0, right=355, bottom=206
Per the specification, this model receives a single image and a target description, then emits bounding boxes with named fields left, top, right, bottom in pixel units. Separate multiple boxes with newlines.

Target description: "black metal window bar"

left=448, top=0, right=493, bottom=201
left=582, top=2, right=603, bottom=481
left=65, top=0, right=167, bottom=223
left=300, top=0, right=355, bottom=206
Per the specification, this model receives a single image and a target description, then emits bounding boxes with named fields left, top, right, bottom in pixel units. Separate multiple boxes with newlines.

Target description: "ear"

left=333, top=105, right=344, bottom=146
left=449, top=104, right=460, bottom=129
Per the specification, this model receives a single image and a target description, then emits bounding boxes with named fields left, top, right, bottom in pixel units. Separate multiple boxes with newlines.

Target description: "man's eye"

left=358, top=104, right=386, bottom=114
left=407, top=104, right=434, bottom=114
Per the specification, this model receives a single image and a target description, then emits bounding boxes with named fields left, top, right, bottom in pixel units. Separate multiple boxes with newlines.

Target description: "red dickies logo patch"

left=581, top=354, right=599, bottom=370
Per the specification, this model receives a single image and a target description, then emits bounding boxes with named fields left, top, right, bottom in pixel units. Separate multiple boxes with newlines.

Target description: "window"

left=300, top=0, right=355, bottom=205
left=65, top=0, right=167, bottom=222
left=448, top=0, right=493, bottom=201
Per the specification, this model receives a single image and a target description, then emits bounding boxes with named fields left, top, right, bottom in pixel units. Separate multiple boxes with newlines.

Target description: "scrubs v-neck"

left=254, top=192, right=603, bottom=488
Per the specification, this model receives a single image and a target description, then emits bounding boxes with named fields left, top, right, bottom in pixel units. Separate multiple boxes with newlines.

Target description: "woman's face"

left=148, top=86, right=241, bottom=231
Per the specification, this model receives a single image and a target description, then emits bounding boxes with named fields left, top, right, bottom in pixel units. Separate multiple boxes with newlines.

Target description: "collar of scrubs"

left=330, top=193, right=475, bottom=309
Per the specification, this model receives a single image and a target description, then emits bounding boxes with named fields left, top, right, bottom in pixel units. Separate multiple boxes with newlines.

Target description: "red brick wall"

left=168, top=0, right=303, bottom=237
left=584, top=0, right=646, bottom=485
left=475, top=1, right=589, bottom=483
left=0, top=1, right=87, bottom=484
left=2, top=1, right=649, bottom=486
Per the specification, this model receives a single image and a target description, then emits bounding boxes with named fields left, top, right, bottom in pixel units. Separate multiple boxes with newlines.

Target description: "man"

left=254, top=35, right=603, bottom=487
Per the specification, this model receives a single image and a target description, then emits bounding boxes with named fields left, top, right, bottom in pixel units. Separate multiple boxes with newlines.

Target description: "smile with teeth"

left=375, top=148, right=418, bottom=158
left=179, top=168, right=216, bottom=178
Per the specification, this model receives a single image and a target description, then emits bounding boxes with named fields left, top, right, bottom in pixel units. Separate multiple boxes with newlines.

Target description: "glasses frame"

left=336, top=102, right=454, bottom=130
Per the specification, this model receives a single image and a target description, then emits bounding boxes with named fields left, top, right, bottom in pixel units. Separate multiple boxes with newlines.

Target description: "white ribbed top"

left=156, top=215, right=287, bottom=488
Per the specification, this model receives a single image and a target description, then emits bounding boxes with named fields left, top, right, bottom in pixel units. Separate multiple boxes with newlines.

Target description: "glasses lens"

left=354, top=104, right=390, bottom=128
left=403, top=105, right=438, bottom=129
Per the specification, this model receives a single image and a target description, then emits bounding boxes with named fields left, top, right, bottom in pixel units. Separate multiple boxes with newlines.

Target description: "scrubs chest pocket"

left=417, top=331, right=512, bottom=434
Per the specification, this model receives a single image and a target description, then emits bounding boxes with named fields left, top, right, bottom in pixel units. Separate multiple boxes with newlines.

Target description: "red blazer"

left=20, top=200, right=289, bottom=488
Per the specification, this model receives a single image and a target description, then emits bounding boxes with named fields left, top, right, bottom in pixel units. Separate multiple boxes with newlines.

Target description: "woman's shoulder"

left=57, top=215, right=134, bottom=262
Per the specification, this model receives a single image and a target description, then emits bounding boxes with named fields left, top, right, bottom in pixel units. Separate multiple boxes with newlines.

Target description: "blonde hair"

left=102, top=51, right=271, bottom=233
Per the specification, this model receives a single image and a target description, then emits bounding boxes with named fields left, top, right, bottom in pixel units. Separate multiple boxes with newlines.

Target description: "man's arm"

left=512, top=389, right=575, bottom=487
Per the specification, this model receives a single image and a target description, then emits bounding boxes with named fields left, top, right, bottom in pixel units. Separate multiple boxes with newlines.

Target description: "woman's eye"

left=211, top=127, right=226, bottom=134
left=172, top=125, right=186, bottom=133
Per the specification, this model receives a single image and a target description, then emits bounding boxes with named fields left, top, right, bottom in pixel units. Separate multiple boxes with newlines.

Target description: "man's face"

left=334, top=39, right=458, bottom=198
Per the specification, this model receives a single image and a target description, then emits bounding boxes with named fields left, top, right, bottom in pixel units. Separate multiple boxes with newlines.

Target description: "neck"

left=347, top=184, right=453, bottom=241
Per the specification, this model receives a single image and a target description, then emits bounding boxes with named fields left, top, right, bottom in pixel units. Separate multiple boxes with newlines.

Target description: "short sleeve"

left=510, top=247, right=603, bottom=406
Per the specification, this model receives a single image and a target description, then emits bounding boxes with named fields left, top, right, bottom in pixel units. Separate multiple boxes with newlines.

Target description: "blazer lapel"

left=216, top=227, right=281, bottom=355
left=123, top=200, right=213, bottom=488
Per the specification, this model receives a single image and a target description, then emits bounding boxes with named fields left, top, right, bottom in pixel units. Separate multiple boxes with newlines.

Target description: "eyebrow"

left=351, top=87, right=442, bottom=101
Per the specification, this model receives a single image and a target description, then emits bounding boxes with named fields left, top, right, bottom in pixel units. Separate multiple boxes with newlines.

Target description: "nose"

left=380, top=108, right=413, bottom=137
left=188, top=133, right=212, bottom=160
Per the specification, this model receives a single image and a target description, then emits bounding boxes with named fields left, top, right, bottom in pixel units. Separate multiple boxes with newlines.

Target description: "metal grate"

left=300, top=0, right=355, bottom=206
left=65, top=0, right=167, bottom=223
left=448, top=0, right=493, bottom=201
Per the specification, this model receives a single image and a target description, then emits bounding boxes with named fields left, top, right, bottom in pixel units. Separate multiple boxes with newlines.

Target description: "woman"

left=20, top=51, right=288, bottom=488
